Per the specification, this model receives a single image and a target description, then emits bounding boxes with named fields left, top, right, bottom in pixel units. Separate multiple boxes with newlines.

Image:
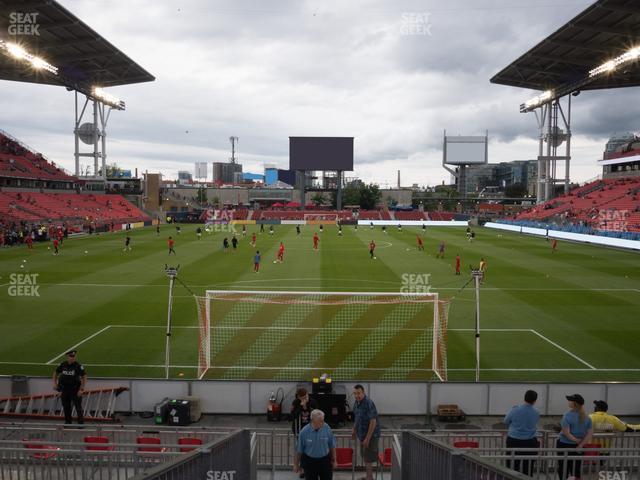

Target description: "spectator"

left=557, top=394, right=593, bottom=480
left=504, top=390, right=540, bottom=476
left=293, top=409, right=337, bottom=480
left=589, top=400, right=640, bottom=449
left=352, top=385, right=380, bottom=480
left=291, top=387, right=319, bottom=479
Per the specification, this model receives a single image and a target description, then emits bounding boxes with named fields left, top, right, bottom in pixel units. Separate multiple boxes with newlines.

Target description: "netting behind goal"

left=195, top=291, right=449, bottom=381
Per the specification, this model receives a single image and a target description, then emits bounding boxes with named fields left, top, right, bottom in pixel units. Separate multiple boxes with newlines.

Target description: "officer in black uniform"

left=53, top=350, right=87, bottom=424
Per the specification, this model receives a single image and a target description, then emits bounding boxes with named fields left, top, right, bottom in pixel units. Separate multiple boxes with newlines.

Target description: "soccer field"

left=1, top=224, right=639, bottom=382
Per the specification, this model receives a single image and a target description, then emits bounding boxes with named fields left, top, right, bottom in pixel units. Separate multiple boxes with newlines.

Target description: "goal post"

left=195, top=290, right=449, bottom=381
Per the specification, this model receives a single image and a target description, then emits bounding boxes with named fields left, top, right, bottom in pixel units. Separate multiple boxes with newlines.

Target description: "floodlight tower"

left=74, top=88, right=125, bottom=179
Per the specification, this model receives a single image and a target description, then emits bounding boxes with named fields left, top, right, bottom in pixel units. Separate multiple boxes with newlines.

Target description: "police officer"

left=53, top=350, right=86, bottom=424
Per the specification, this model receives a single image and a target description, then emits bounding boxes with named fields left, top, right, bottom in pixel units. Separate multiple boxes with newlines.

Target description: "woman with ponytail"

left=557, top=394, right=593, bottom=479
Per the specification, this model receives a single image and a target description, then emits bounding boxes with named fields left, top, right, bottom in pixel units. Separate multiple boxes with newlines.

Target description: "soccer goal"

left=194, top=290, right=449, bottom=381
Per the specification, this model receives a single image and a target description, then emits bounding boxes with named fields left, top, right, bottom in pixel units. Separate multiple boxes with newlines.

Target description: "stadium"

left=0, top=0, right=639, bottom=479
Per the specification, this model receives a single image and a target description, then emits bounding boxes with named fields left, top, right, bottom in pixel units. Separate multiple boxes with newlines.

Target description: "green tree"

left=311, top=192, right=326, bottom=207
left=196, top=186, right=208, bottom=204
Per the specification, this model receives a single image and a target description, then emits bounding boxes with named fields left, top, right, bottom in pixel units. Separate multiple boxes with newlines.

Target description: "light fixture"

left=0, top=40, right=58, bottom=75
left=589, top=46, right=640, bottom=78
left=91, top=87, right=125, bottom=109
left=524, top=89, right=553, bottom=109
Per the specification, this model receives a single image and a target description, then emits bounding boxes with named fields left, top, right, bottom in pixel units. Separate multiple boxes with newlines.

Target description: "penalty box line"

left=46, top=325, right=113, bottom=365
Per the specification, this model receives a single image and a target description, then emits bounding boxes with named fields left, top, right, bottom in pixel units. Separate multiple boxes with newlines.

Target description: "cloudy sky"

left=2, top=0, right=637, bottom=187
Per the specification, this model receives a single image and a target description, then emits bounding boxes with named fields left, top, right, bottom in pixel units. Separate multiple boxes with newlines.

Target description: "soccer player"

left=552, top=238, right=558, bottom=253
left=369, top=240, right=376, bottom=259
left=254, top=250, right=261, bottom=273
left=25, top=233, right=33, bottom=250
left=57, top=228, right=64, bottom=245
left=196, top=227, right=202, bottom=239
left=123, top=235, right=131, bottom=252
left=313, top=233, right=319, bottom=250
left=168, top=236, right=176, bottom=255
left=223, top=237, right=229, bottom=251
left=156, top=224, right=160, bottom=236
left=52, top=238, right=60, bottom=255
left=242, top=225, right=247, bottom=237
left=397, top=223, right=402, bottom=232
left=382, top=226, right=387, bottom=234
left=455, top=254, right=461, bottom=275
left=251, top=232, right=257, bottom=247
left=296, top=224, right=301, bottom=235
left=260, top=223, right=265, bottom=233
left=422, top=224, right=426, bottom=231
left=277, top=242, right=285, bottom=262
left=417, top=235, right=424, bottom=251
left=319, top=224, right=324, bottom=233
left=436, top=241, right=445, bottom=258
left=232, top=235, right=238, bottom=250
left=370, top=221, right=374, bottom=230
left=479, top=257, right=487, bottom=284
left=466, top=226, right=472, bottom=241
left=338, top=225, right=343, bottom=236
left=176, top=225, right=181, bottom=235
left=269, top=225, right=274, bottom=235
left=470, top=230, right=476, bottom=242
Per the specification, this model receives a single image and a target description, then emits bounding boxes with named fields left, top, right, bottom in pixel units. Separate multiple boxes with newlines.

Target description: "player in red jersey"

left=436, top=240, right=445, bottom=259
left=369, top=240, right=376, bottom=259
left=551, top=238, right=558, bottom=253
left=417, top=235, right=424, bottom=251
left=25, top=234, right=33, bottom=250
left=277, top=242, right=285, bottom=262
left=455, top=254, right=461, bottom=275
left=168, top=236, right=176, bottom=255
left=313, top=233, right=319, bottom=250
left=57, top=228, right=64, bottom=245
left=251, top=232, right=257, bottom=247
left=52, top=238, right=60, bottom=255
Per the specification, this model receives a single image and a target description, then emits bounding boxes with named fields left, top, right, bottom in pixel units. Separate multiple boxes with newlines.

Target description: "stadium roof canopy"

left=491, top=0, right=640, bottom=97
left=0, top=0, right=154, bottom=94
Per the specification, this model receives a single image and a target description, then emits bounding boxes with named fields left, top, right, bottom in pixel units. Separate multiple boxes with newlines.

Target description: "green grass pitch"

left=1, top=223, right=639, bottom=382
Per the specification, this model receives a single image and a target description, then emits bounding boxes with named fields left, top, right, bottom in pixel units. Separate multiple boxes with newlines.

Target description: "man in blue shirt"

left=352, top=385, right=380, bottom=480
left=504, top=389, right=540, bottom=476
left=294, top=409, right=337, bottom=480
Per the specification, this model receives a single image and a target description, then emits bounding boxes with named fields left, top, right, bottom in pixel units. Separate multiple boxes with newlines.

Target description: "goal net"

left=195, top=290, right=449, bottom=381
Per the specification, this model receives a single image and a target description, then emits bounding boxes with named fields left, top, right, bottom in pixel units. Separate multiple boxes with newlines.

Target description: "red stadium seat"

left=453, top=440, right=479, bottom=449
left=177, top=437, right=203, bottom=452
left=23, top=441, right=61, bottom=459
left=136, top=436, right=166, bottom=453
left=378, top=447, right=392, bottom=467
left=335, top=447, right=353, bottom=468
left=84, top=436, right=112, bottom=451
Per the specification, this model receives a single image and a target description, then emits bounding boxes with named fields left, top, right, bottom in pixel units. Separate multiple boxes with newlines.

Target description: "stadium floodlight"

left=0, top=40, right=58, bottom=75
left=524, top=90, right=553, bottom=110
left=92, top=87, right=126, bottom=110
left=589, top=46, right=640, bottom=78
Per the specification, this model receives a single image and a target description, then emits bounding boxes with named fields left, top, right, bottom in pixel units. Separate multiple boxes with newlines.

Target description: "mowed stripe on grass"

left=1, top=223, right=639, bottom=381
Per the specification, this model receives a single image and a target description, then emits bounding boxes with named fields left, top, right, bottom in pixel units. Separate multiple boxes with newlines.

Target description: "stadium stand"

left=395, top=210, right=427, bottom=221
left=0, top=192, right=149, bottom=225
left=514, top=177, right=640, bottom=232
left=0, top=131, right=76, bottom=185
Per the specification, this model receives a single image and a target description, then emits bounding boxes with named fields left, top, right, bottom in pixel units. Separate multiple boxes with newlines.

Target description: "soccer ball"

left=47, top=246, right=50, bottom=250
left=85, top=251, right=88, bottom=254
left=373, top=256, right=377, bottom=260
left=406, top=248, right=410, bottom=251
left=22, top=259, right=26, bottom=263
left=273, top=260, right=277, bottom=263
left=20, top=265, right=24, bottom=269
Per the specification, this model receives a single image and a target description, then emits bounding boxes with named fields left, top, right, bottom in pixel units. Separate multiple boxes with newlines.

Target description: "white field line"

left=0, top=361, right=639, bottom=373
left=529, top=329, right=596, bottom=370
left=46, top=325, right=112, bottom=365
left=106, top=325, right=535, bottom=332
left=30, top=282, right=640, bottom=293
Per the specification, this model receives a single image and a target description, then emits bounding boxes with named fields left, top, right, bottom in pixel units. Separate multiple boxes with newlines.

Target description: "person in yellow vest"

left=590, top=400, right=640, bottom=449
